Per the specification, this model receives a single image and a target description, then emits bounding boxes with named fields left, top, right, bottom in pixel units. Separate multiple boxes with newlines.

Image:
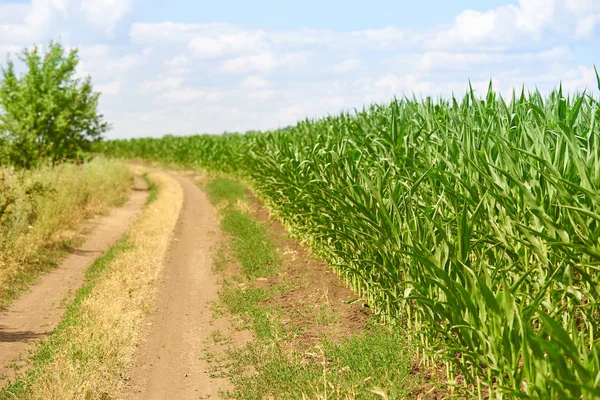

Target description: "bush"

left=0, top=41, right=109, bottom=168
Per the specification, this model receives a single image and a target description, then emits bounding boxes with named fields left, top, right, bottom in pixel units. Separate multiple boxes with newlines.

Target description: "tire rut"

left=0, top=175, right=148, bottom=386
left=122, top=174, right=243, bottom=400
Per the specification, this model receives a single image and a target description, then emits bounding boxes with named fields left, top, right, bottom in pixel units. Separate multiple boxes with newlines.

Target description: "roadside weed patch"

left=205, top=177, right=417, bottom=399
left=0, top=158, right=131, bottom=308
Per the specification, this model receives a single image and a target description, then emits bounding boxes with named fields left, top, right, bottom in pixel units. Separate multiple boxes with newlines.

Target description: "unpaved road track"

left=122, top=174, right=237, bottom=400
left=0, top=176, right=148, bottom=385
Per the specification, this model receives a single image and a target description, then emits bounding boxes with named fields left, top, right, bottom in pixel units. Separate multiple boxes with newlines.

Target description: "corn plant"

left=97, top=79, right=600, bottom=399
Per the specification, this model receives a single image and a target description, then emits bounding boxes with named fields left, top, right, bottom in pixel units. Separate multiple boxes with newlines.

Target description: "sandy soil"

left=121, top=174, right=249, bottom=400
left=0, top=175, right=148, bottom=386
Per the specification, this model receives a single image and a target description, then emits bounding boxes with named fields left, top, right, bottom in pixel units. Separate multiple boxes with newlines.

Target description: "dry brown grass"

left=0, top=158, right=132, bottom=307
left=11, top=171, right=183, bottom=399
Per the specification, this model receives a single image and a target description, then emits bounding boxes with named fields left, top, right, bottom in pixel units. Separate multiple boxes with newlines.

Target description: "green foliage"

left=220, top=285, right=277, bottom=340
left=205, top=178, right=279, bottom=278
left=205, top=178, right=246, bottom=205
left=141, top=173, right=159, bottom=205
left=95, top=133, right=247, bottom=174
left=221, top=210, right=279, bottom=278
left=0, top=41, right=109, bottom=168
left=100, top=84, right=600, bottom=398
left=227, top=326, right=414, bottom=400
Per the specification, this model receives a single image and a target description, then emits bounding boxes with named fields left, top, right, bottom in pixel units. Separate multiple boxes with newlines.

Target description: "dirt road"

left=122, top=174, right=239, bottom=400
left=0, top=176, right=148, bottom=385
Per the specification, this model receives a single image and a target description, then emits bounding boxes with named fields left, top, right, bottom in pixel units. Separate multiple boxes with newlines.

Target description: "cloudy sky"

left=0, top=0, right=598, bottom=138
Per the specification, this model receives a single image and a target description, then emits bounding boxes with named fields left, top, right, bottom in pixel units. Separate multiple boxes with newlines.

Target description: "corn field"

left=97, top=83, right=600, bottom=399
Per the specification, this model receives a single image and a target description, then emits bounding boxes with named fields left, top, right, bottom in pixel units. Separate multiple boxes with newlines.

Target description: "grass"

left=0, top=157, right=132, bottom=309
left=314, top=302, right=339, bottom=326
left=204, top=177, right=416, bottom=399
left=0, top=171, right=183, bottom=399
left=205, top=177, right=246, bottom=205
left=111, top=195, right=129, bottom=207
left=0, top=237, right=84, bottom=308
left=141, top=172, right=159, bottom=205
left=220, top=284, right=281, bottom=341
left=227, top=327, right=415, bottom=400
left=222, top=210, right=279, bottom=278
left=205, top=178, right=279, bottom=278
left=0, top=237, right=133, bottom=399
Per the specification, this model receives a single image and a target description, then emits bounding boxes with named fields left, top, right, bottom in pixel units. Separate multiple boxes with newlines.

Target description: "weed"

left=141, top=173, right=158, bottom=205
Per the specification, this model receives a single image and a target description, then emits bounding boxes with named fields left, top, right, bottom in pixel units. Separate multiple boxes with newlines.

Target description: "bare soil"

left=249, top=195, right=371, bottom=347
left=0, top=176, right=148, bottom=386
left=121, top=174, right=250, bottom=400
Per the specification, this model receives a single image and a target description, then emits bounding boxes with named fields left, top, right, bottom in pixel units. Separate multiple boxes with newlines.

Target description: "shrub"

left=0, top=41, right=109, bottom=168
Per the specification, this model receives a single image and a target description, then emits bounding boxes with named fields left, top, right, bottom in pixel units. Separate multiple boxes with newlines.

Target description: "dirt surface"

left=0, top=176, right=148, bottom=386
left=248, top=195, right=370, bottom=347
left=122, top=174, right=250, bottom=400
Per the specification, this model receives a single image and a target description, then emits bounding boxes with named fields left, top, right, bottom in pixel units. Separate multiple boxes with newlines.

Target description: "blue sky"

left=136, top=1, right=514, bottom=30
left=0, top=0, right=598, bottom=138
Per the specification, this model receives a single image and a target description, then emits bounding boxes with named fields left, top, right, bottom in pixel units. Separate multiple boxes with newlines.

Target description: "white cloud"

left=359, top=73, right=496, bottom=105
left=164, top=54, right=190, bottom=68
left=222, top=53, right=280, bottom=73
left=241, top=76, right=271, bottom=89
left=426, top=6, right=521, bottom=48
left=515, top=0, right=556, bottom=34
left=425, top=0, right=599, bottom=49
left=0, top=0, right=599, bottom=138
left=562, top=66, right=599, bottom=92
left=104, top=53, right=142, bottom=73
left=189, top=37, right=230, bottom=59
left=154, top=88, right=227, bottom=106
left=419, top=46, right=572, bottom=71
left=373, top=73, right=427, bottom=95
left=0, top=44, right=22, bottom=58
left=576, top=14, right=600, bottom=38
left=357, top=26, right=412, bottom=47
left=140, top=77, right=184, bottom=93
left=81, top=0, right=133, bottom=36
left=565, top=0, right=600, bottom=14
left=189, top=30, right=268, bottom=59
left=0, top=3, right=30, bottom=24
left=96, top=80, right=122, bottom=96
left=247, top=90, right=274, bottom=100
left=221, top=51, right=309, bottom=74
left=132, top=22, right=416, bottom=54
left=78, top=45, right=112, bottom=59
left=154, top=88, right=206, bottom=105
left=23, top=0, right=67, bottom=36
left=333, top=58, right=361, bottom=73
left=0, top=0, right=133, bottom=44
left=131, top=22, right=233, bottom=44
left=270, top=28, right=336, bottom=47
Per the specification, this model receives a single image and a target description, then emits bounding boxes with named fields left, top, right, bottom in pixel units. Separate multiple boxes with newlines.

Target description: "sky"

left=0, top=0, right=598, bottom=138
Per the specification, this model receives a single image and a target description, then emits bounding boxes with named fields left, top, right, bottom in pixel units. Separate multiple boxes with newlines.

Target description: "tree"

left=0, top=41, right=109, bottom=168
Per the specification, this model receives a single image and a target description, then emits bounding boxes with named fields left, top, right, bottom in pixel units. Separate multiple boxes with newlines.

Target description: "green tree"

left=0, top=41, right=109, bottom=168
